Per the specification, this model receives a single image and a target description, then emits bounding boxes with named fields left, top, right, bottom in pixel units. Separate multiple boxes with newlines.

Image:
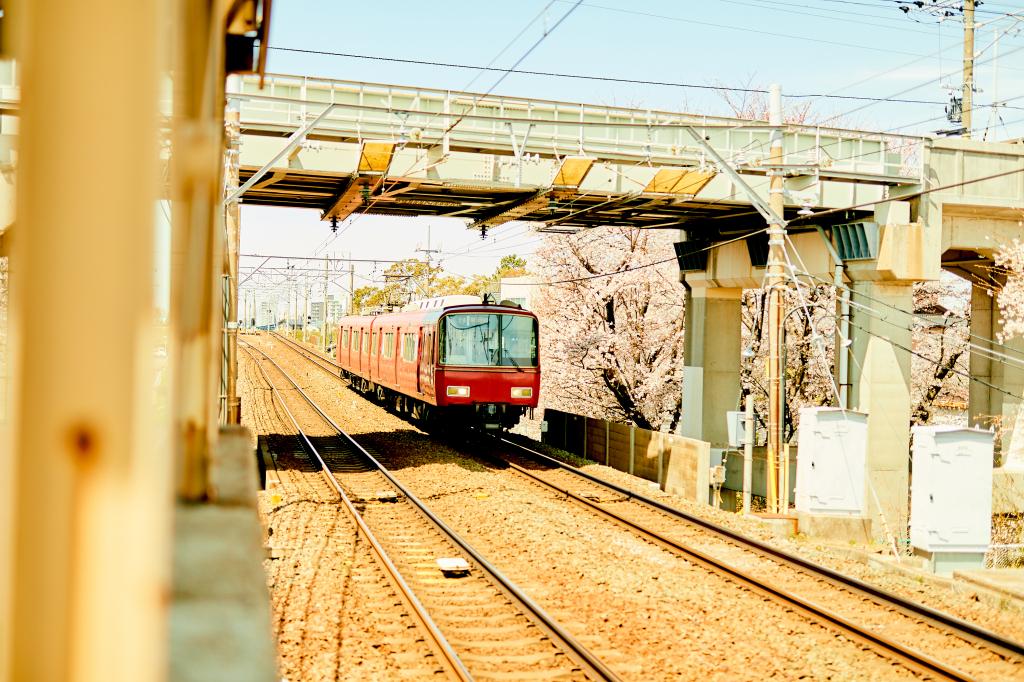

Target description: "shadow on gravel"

left=261, top=427, right=537, bottom=477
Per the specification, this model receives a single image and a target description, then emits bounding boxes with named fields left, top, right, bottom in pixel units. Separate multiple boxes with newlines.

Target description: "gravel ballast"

left=248, top=334, right=1024, bottom=680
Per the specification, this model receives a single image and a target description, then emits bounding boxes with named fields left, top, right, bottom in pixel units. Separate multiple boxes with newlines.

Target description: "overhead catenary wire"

left=299, top=161, right=1024, bottom=292
left=241, top=253, right=408, bottom=264
left=718, top=0, right=934, bottom=30
left=308, top=1, right=583, bottom=256
left=793, top=272, right=1024, bottom=373
left=844, top=315, right=1024, bottom=402
left=813, top=34, right=1024, bottom=124
left=553, top=0, right=1024, bottom=60
left=501, top=228, right=768, bottom=287
left=778, top=231, right=1024, bottom=415
left=791, top=164, right=1024, bottom=224
left=794, top=266, right=1024, bottom=362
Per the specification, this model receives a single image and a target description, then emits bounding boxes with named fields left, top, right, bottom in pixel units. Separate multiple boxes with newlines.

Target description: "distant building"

left=310, top=294, right=346, bottom=328
left=499, top=276, right=541, bottom=311
left=257, top=298, right=277, bottom=328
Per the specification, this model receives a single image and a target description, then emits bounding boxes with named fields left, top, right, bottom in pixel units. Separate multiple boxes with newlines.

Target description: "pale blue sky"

left=239, top=0, right=1024, bottom=309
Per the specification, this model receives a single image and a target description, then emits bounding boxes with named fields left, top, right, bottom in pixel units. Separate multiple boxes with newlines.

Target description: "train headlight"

left=511, top=387, right=533, bottom=399
left=446, top=385, right=470, bottom=397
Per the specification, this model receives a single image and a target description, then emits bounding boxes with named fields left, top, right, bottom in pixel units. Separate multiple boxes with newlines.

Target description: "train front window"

left=439, top=313, right=537, bottom=367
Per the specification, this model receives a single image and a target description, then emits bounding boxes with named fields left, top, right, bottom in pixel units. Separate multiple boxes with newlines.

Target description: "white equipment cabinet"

left=910, top=426, right=993, bottom=565
left=796, top=408, right=868, bottom=515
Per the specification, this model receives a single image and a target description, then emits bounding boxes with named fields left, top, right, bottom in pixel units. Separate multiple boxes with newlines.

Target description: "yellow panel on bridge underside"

left=357, top=141, right=396, bottom=174
left=552, top=156, right=594, bottom=188
left=644, top=168, right=715, bottom=196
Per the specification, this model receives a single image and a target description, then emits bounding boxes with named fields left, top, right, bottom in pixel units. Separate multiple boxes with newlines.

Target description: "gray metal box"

left=911, top=426, right=993, bottom=553
left=795, top=408, right=868, bottom=515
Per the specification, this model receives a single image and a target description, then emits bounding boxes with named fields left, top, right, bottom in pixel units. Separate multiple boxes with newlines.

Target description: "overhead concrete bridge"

left=230, top=72, right=1024, bottom=540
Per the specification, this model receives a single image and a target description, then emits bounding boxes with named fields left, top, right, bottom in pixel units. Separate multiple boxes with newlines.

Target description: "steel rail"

left=272, top=328, right=1024, bottom=664
left=241, top=344, right=473, bottom=682
left=246, top=341, right=622, bottom=682
left=271, top=329, right=1005, bottom=678
left=499, top=436, right=1024, bottom=661
left=483, top=441, right=974, bottom=681
left=270, top=331, right=345, bottom=374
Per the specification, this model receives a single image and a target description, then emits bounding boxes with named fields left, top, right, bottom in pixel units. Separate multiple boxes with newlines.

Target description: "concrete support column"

left=848, top=281, right=913, bottom=541
left=969, top=284, right=995, bottom=426
left=680, top=286, right=742, bottom=448
left=970, top=284, right=1024, bottom=465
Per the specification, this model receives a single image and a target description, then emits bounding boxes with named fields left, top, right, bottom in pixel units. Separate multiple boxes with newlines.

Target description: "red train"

left=335, top=296, right=540, bottom=429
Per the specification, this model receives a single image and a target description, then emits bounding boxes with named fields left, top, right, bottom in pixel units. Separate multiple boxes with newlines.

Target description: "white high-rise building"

left=257, top=296, right=278, bottom=328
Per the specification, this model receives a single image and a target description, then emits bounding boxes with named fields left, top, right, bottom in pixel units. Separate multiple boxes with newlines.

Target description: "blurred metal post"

left=224, top=75, right=242, bottom=424
left=169, top=0, right=228, bottom=499
left=743, top=394, right=753, bottom=515
left=6, top=0, right=167, bottom=679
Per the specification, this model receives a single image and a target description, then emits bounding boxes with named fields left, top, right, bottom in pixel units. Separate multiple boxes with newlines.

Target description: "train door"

left=415, top=327, right=423, bottom=394
left=418, top=325, right=434, bottom=399
left=370, top=326, right=379, bottom=383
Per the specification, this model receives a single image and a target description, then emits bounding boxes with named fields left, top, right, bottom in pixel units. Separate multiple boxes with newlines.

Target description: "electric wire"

left=552, top=0, right=1023, bottom=59
left=268, top=46, right=962, bottom=105
left=791, top=165, right=1024, bottom=225
left=796, top=267, right=1024, bottom=361
left=843, top=314, right=1024, bottom=401
left=714, top=0, right=947, bottom=34
left=308, top=1, right=583, bottom=256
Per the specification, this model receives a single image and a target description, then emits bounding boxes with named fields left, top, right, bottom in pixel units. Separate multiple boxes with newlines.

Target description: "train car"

left=335, top=295, right=539, bottom=430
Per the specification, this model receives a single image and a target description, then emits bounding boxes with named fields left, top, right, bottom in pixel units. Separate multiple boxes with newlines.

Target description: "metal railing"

left=237, top=73, right=923, bottom=181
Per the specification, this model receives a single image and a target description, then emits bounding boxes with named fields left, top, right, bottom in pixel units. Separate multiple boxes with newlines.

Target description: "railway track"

left=266, top=328, right=1024, bottom=681
left=269, top=331, right=344, bottom=375
left=481, top=440, right=1024, bottom=682
left=243, top=341, right=621, bottom=682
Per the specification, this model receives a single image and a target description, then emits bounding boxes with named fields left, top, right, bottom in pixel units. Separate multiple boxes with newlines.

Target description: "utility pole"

left=349, top=257, right=356, bottom=315
left=898, top=1, right=976, bottom=136
left=963, top=0, right=976, bottom=138
left=416, top=225, right=442, bottom=298
left=766, top=84, right=786, bottom=515
left=322, top=254, right=329, bottom=353
left=302, top=275, right=309, bottom=344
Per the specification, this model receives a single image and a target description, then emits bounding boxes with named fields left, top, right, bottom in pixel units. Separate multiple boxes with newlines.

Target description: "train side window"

left=371, top=331, right=378, bottom=357
left=352, top=330, right=360, bottom=352
left=382, top=332, right=394, bottom=359
left=341, top=328, right=349, bottom=349
left=363, top=331, right=369, bottom=353
left=402, top=332, right=417, bottom=362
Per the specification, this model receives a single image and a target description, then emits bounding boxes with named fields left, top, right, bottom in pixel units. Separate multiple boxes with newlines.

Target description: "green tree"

left=352, top=259, right=467, bottom=312
left=461, top=254, right=529, bottom=298
left=497, top=253, right=528, bottom=275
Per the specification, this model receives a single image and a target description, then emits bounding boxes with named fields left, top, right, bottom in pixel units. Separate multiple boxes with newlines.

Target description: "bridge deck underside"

left=237, top=166, right=824, bottom=235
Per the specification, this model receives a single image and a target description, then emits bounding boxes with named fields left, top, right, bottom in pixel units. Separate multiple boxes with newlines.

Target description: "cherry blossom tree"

left=740, top=285, right=837, bottom=441
left=533, top=226, right=686, bottom=431
left=995, top=238, right=1024, bottom=341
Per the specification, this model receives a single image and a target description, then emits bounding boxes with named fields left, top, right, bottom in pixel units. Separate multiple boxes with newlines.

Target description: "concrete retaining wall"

left=541, top=409, right=711, bottom=504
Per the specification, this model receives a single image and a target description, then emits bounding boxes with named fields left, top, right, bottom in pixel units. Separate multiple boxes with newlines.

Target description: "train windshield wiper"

left=501, top=347, right=522, bottom=371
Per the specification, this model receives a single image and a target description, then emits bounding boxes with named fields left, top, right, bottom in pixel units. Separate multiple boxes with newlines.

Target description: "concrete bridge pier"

left=847, top=280, right=915, bottom=540
left=969, top=283, right=1024, bottom=465
left=679, top=285, right=743, bottom=451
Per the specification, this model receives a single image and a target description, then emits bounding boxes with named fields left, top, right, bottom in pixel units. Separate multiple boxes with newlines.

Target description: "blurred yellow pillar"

left=5, top=1, right=169, bottom=681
